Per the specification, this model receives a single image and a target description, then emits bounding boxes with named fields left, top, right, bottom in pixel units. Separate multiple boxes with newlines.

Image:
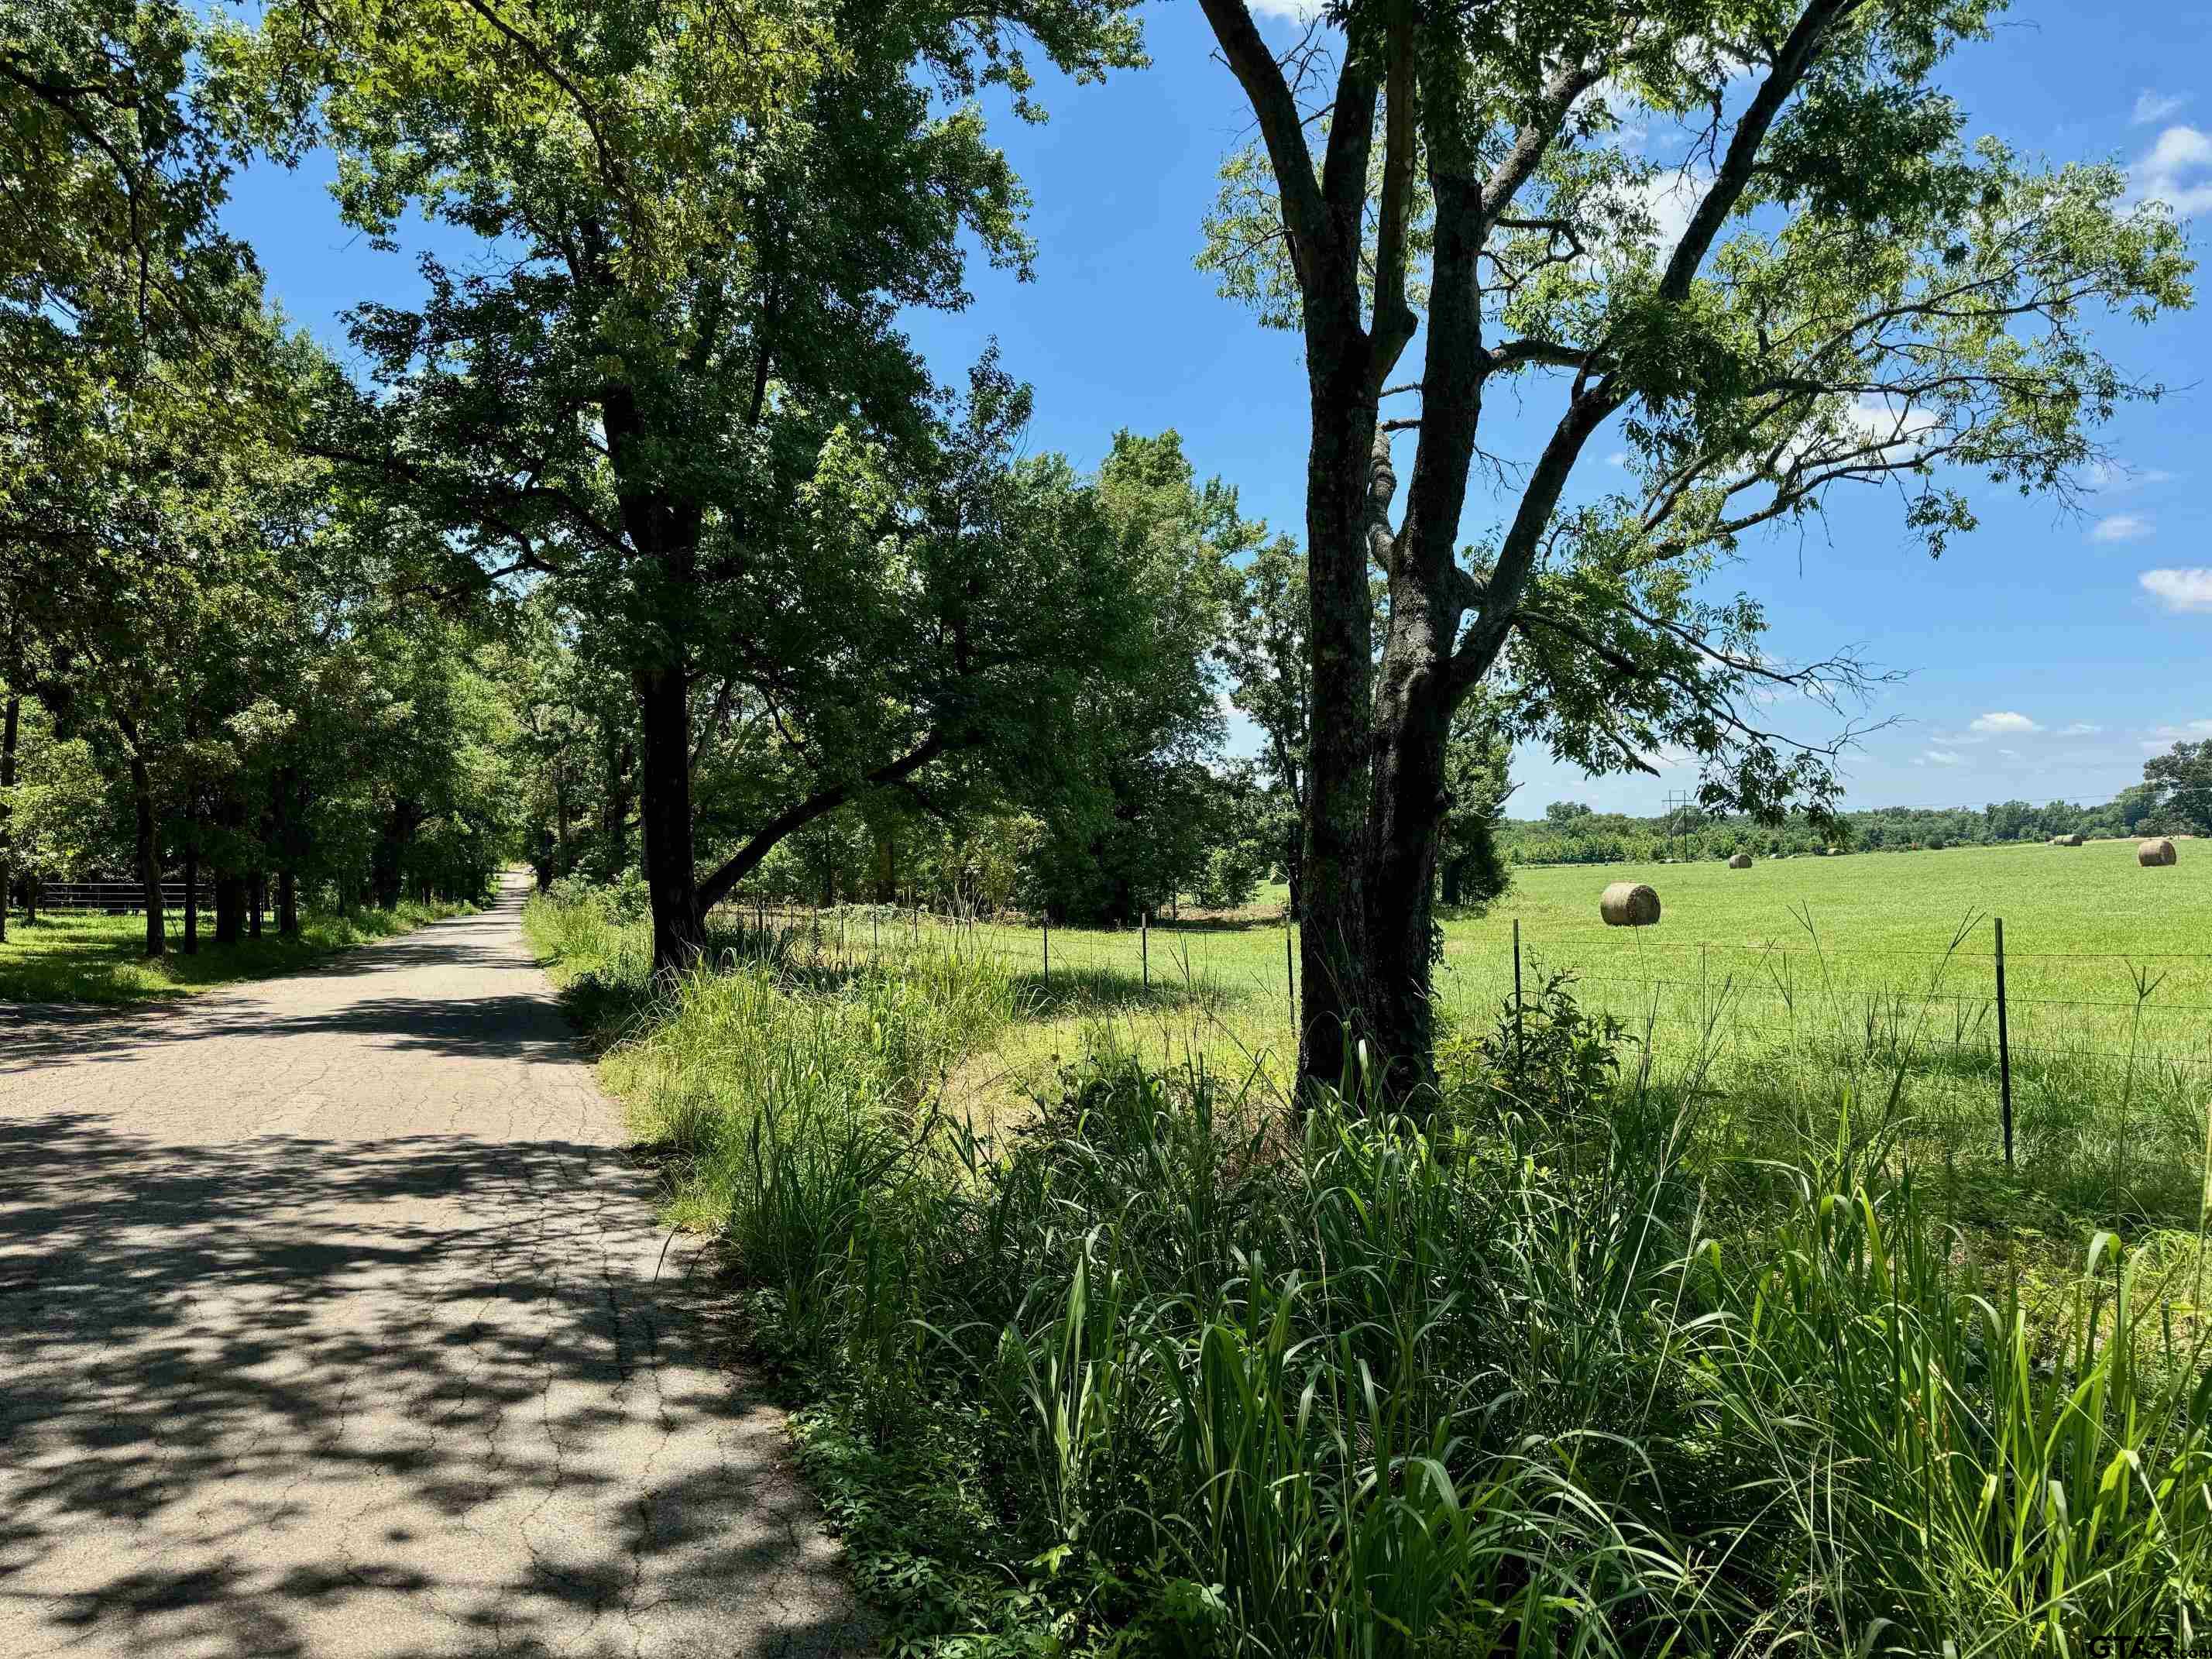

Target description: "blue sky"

left=218, top=2, right=2212, bottom=817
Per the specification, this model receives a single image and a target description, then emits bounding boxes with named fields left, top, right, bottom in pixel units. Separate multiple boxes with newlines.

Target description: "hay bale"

left=2059, top=833, right=2084, bottom=847
left=1599, top=881, right=1661, bottom=927
left=1727, top=852, right=1753, bottom=869
left=2138, top=837, right=2178, bottom=867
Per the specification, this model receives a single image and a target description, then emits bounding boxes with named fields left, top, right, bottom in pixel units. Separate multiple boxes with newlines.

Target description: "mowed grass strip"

left=0, top=898, right=476, bottom=1005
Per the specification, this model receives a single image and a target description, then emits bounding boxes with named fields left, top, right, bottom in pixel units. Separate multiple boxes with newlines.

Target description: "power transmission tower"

left=1662, top=788, right=1696, bottom=862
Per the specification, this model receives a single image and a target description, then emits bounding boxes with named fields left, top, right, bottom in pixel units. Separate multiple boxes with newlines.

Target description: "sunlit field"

left=689, top=840, right=2212, bottom=1212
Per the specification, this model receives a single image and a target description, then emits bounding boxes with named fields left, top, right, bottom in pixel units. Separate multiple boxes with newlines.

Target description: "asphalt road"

left=0, top=875, right=867, bottom=1657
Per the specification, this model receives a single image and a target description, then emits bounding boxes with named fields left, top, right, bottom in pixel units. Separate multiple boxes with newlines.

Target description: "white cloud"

left=1839, top=394, right=1937, bottom=462
left=1617, top=166, right=1710, bottom=256
left=1920, top=749, right=1966, bottom=767
left=2059, top=722, right=2104, bottom=737
left=1245, top=0, right=1326, bottom=22
left=1606, top=451, right=1630, bottom=468
left=2149, top=720, right=2212, bottom=740
left=2132, top=125, right=2212, bottom=216
left=1970, top=711, right=2042, bottom=735
left=1998, top=747, right=2022, bottom=760
left=2092, top=513, right=2155, bottom=544
left=2141, top=568, right=2212, bottom=613
left=2134, top=91, right=2188, bottom=126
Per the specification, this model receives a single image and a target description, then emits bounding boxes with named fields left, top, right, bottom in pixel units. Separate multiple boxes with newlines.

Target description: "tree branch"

left=694, top=731, right=953, bottom=912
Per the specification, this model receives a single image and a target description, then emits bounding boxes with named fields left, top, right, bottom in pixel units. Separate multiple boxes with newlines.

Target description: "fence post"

left=1513, top=919, right=1525, bottom=1082
left=1142, top=909, right=1149, bottom=990
left=1285, top=914, right=1296, bottom=1062
left=1994, top=915, right=2014, bottom=1169
left=1042, top=908, right=1050, bottom=988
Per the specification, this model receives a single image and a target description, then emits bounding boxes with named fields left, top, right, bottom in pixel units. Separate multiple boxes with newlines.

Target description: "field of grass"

left=719, top=840, right=2212, bottom=1225
left=524, top=871, right=2212, bottom=1658
left=0, top=898, right=477, bottom=1004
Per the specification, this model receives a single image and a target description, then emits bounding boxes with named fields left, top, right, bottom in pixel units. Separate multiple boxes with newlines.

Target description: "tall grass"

left=526, top=885, right=2212, bottom=1657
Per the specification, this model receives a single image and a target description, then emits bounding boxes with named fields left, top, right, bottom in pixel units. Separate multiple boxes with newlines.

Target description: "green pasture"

left=733, top=838, right=2212, bottom=1220
left=767, top=836, right=2211, bottom=1061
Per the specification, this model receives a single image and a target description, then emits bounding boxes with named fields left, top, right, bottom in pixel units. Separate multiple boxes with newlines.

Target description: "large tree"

left=246, top=0, right=1142, bottom=970
left=1194, top=0, right=2191, bottom=1096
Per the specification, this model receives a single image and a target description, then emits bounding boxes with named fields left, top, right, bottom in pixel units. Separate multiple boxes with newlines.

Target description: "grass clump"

left=527, top=883, right=2212, bottom=1657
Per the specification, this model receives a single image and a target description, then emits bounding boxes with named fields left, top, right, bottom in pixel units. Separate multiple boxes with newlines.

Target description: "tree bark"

left=634, top=663, right=705, bottom=969
left=270, top=768, right=301, bottom=939
left=373, top=799, right=418, bottom=910
left=214, top=872, right=246, bottom=944
left=214, top=795, right=247, bottom=943
left=1295, top=365, right=1385, bottom=1094
left=129, top=750, right=164, bottom=957
left=0, top=688, right=16, bottom=945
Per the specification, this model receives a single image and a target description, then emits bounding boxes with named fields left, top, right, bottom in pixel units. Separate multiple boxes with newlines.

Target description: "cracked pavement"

left=0, top=875, right=869, bottom=1657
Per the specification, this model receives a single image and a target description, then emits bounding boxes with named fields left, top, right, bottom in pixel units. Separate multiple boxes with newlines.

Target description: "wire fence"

left=716, top=895, right=2212, bottom=1164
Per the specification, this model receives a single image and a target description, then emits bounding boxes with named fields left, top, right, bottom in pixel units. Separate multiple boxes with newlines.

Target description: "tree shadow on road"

left=0, top=1109, right=868, bottom=1657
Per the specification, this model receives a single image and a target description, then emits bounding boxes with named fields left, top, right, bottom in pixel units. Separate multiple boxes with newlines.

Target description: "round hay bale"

left=2061, top=833, right=2084, bottom=847
left=1727, top=852, right=1753, bottom=870
left=1599, top=881, right=1661, bottom=927
left=2138, top=837, right=2178, bottom=867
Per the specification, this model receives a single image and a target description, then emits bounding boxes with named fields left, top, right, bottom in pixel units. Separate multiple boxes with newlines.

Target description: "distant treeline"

left=1501, top=786, right=2181, bottom=867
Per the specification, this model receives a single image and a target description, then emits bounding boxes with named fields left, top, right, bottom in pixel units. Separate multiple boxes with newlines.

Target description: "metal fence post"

left=1042, top=908, right=1050, bottom=988
left=1285, top=915, right=1296, bottom=1060
left=1995, top=915, right=2014, bottom=1168
left=1142, top=909, right=1149, bottom=990
left=1513, top=919, right=1525, bottom=1082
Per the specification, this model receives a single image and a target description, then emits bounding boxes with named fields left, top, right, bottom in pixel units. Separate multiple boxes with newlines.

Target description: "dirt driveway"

left=0, top=875, right=865, bottom=1657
